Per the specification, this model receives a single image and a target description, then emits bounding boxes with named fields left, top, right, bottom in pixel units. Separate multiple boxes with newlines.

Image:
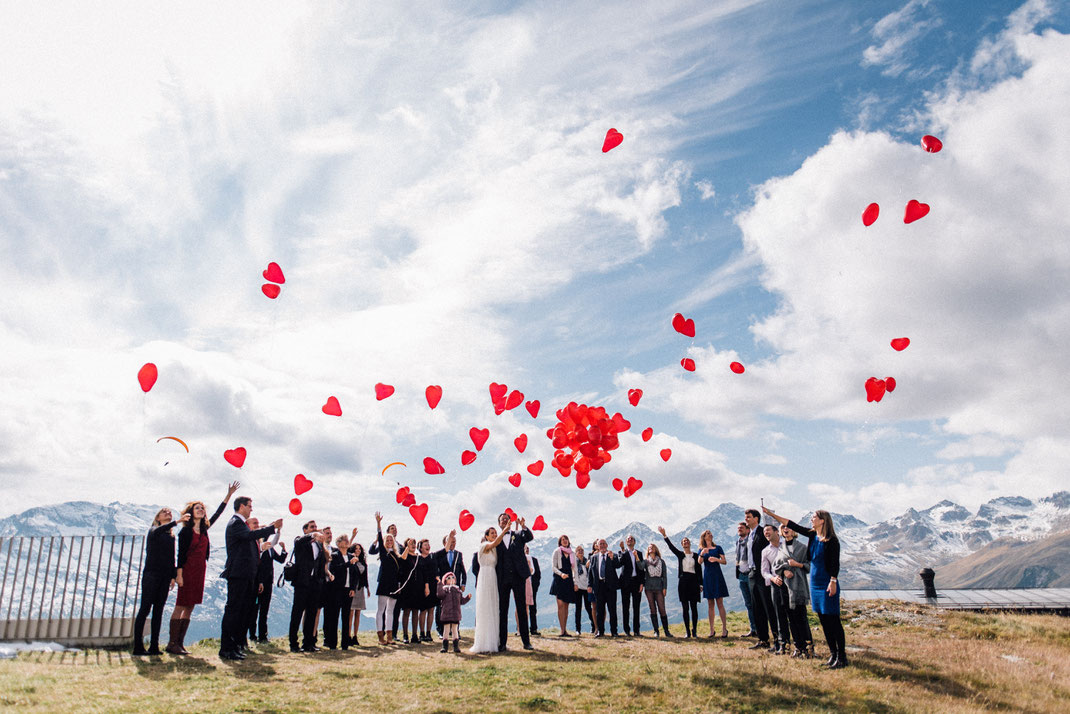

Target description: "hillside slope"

left=937, top=530, right=1070, bottom=588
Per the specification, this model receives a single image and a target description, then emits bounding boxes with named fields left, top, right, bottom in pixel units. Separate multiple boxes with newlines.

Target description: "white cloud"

left=862, top=0, right=940, bottom=77
left=695, top=179, right=716, bottom=200
left=755, top=454, right=787, bottom=465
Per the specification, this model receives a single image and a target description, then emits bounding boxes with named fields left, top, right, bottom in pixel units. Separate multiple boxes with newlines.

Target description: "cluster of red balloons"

left=547, top=402, right=630, bottom=489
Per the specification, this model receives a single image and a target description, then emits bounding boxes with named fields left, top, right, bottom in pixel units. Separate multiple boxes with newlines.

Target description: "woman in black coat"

left=373, top=512, right=402, bottom=644
left=132, top=507, right=189, bottom=655
left=658, top=526, right=703, bottom=638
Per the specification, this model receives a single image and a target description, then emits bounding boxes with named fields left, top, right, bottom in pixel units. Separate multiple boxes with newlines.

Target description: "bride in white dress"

left=470, top=526, right=507, bottom=653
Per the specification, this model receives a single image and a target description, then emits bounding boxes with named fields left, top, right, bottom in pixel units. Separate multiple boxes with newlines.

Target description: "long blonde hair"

left=151, top=508, right=175, bottom=537
left=699, top=530, right=715, bottom=549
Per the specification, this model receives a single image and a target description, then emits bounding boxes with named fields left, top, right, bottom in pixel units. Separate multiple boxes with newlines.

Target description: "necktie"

left=448, top=551, right=454, bottom=568
left=599, top=555, right=606, bottom=579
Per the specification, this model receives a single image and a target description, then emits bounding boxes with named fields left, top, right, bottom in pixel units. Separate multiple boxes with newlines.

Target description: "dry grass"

left=1, top=603, right=1068, bottom=713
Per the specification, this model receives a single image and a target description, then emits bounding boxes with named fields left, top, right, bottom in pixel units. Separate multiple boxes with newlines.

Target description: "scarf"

left=646, top=556, right=663, bottom=578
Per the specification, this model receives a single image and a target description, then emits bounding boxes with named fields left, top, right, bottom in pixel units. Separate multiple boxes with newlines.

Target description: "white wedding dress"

left=469, top=545, right=500, bottom=653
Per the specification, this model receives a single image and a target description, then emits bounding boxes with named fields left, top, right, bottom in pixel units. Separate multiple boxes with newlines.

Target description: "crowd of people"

left=132, top=487, right=848, bottom=668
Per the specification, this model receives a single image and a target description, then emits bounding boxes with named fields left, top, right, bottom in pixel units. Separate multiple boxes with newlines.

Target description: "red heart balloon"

left=505, top=390, right=524, bottom=410
left=493, top=398, right=506, bottom=415
left=294, top=474, right=314, bottom=495
left=321, top=396, right=342, bottom=416
left=505, top=507, right=517, bottom=521
left=289, top=498, right=302, bottom=515
left=885, top=377, right=897, bottom=393
left=223, top=447, right=247, bottom=468
left=865, top=377, right=887, bottom=403
left=469, top=427, right=490, bottom=451
left=612, top=478, right=623, bottom=491
left=458, top=510, right=475, bottom=531
left=660, top=449, right=672, bottom=462
left=489, top=383, right=507, bottom=402
left=525, top=400, right=540, bottom=418
left=672, top=313, right=696, bottom=338
left=395, top=486, right=411, bottom=504
left=626, top=477, right=643, bottom=496
left=508, top=472, right=522, bottom=488
left=137, top=363, right=158, bottom=393
left=374, top=383, right=395, bottom=400
left=532, top=515, right=548, bottom=531
left=261, top=283, right=280, bottom=299
left=862, top=202, right=880, bottom=227
left=423, top=457, right=445, bottom=475
left=461, top=450, right=477, bottom=466
left=610, top=412, right=631, bottom=433
left=730, top=362, right=745, bottom=374
left=263, top=261, right=285, bottom=284
left=921, top=134, right=942, bottom=153
left=425, top=385, right=442, bottom=409
left=576, top=471, right=591, bottom=489
left=409, top=503, right=428, bottom=526
left=681, top=358, right=696, bottom=372
left=890, top=337, right=910, bottom=351
left=641, top=427, right=653, bottom=442
left=602, top=128, right=623, bottom=153
left=527, top=460, right=544, bottom=477
left=402, top=493, right=416, bottom=507
left=628, top=389, right=643, bottom=407
left=514, top=434, right=528, bottom=453
left=903, top=200, right=930, bottom=224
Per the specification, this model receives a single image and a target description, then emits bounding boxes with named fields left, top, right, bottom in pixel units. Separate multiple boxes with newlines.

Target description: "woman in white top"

left=469, top=525, right=507, bottom=653
left=572, top=545, right=593, bottom=634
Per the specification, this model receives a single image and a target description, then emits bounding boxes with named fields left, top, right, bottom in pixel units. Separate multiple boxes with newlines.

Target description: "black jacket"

left=530, top=557, right=541, bottom=593
left=256, top=544, right=286, bottom=587
left=663, top=538, right=701, bottom=582
left=495, top=527, right=534, bottom=586
left=749, top=528, right=770, bottom=576
left=176, top=501, right=227, bottom=568
left=347, top=546, right=369, bottom=591
left=616, top=549, right=644, bottom=587
left=291, top=534, right=328, bottom=588
left=328, top=547, right=352, bottom=592
left=142, top=521, right=179, bottom=577
left=375, top=530, right=402, bottom=596
left=222, top=515, right=276, bottom=580
left=432, top=548, right=467, bottom=589
left=588, top=551, right=621, bottom=595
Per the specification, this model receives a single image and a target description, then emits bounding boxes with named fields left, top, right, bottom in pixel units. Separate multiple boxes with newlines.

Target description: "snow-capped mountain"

left=3, top=492, right=1068, bottom=640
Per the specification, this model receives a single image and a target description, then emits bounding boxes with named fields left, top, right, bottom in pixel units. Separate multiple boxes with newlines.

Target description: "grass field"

left=2, top=602, right=1068, bottom=713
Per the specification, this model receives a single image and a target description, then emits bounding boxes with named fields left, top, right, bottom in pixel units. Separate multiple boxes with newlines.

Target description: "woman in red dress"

left=165, top=481, right=239, bottom=654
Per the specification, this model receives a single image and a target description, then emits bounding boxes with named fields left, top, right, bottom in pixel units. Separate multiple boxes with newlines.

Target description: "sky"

left=2, top=0, right=1069, bottom=552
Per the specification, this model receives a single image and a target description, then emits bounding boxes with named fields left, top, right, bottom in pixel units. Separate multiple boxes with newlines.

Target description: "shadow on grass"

left=851, top=651, right=982, bottom=702
left=692, top=668, right=897, bottom=714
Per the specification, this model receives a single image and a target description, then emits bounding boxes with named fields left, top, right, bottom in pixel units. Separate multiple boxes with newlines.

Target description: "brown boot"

left=165, top=619, right=184, bottom=655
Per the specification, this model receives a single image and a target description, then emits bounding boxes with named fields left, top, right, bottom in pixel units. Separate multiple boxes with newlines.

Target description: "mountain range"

left=2, top=492, right=1068, bottom=641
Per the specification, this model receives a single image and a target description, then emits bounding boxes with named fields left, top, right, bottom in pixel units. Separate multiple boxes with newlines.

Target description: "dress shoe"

left=749, top=641, right=769, bottom=650
left=289, top=645, right=301, bottom=653
left=302, top=646, right=321, bottom=653
left=743, top=630, right=758, bottom=638
left=523, top=643, right=534, bottom=650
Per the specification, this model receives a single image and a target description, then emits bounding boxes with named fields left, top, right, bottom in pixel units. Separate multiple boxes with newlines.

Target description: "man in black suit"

left=617, top=535, right=643, bottom=636
left=219, top=497, right=280, bottom=660
left=743, top=508, right=773, bottom=651
left=433, top=529, right=466, bottom=635
left=526, top=545, right=541, bottom=636
left=494, top=513, right=534, bottom=651
left=288, top=519, right=328, bottom=653
left=247, top=517, right=287, bottom=643
left=323, top=529, right=358, bottom=650
left=588, top=538, right=621, bottom=637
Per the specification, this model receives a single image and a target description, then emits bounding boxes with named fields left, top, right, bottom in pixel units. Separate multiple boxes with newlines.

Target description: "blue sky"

left=2, top=1, right=1069, bottom=550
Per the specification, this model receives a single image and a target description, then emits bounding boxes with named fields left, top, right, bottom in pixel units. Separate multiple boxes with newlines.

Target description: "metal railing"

left=0, top=535, right=144, bottom=645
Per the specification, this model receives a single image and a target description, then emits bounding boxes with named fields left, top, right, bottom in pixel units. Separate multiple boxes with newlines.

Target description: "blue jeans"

left=737, top=572, right=756, bottom=631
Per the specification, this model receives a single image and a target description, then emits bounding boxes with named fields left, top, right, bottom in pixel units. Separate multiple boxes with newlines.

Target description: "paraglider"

left=156, top=436, right=189, bottom=452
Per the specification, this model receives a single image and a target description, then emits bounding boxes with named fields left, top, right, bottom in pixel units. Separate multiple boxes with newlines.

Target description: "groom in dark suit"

left=219, top=496, right=281, bottom=660
left=495, top=513, right=534, bottom=651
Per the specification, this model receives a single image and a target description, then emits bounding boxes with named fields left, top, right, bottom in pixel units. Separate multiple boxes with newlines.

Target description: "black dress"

left=550, top=550, right=579, bottom=604
left=397, top=555, right=422, bottom=609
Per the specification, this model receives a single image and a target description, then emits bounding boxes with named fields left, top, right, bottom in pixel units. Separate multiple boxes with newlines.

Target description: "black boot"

left=650, top=615, right=660, bottom=637
left=453, top=639, right=460, bottom=653
left=831, top=649, right=848, bottom=668
left=440, top=639, right=449, bottom=653
left=661, top=614, right=673, bottom=638
left=132, top=637, right=147, bottom=656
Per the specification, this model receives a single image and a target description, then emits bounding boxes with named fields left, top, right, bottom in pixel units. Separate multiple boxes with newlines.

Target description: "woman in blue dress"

left=763, top=506, right=847, bottom=669
left=697, top=530, right=729, bottom=637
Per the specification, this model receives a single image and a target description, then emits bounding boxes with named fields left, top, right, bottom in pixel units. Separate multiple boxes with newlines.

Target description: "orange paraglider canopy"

left=156, top=436, right=189, bottom=453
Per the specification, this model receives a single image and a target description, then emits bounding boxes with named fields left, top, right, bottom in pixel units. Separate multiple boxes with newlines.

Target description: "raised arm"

left=658, top=526, right=683, bottom=559
left=210, top=481, right=241, bottom=526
